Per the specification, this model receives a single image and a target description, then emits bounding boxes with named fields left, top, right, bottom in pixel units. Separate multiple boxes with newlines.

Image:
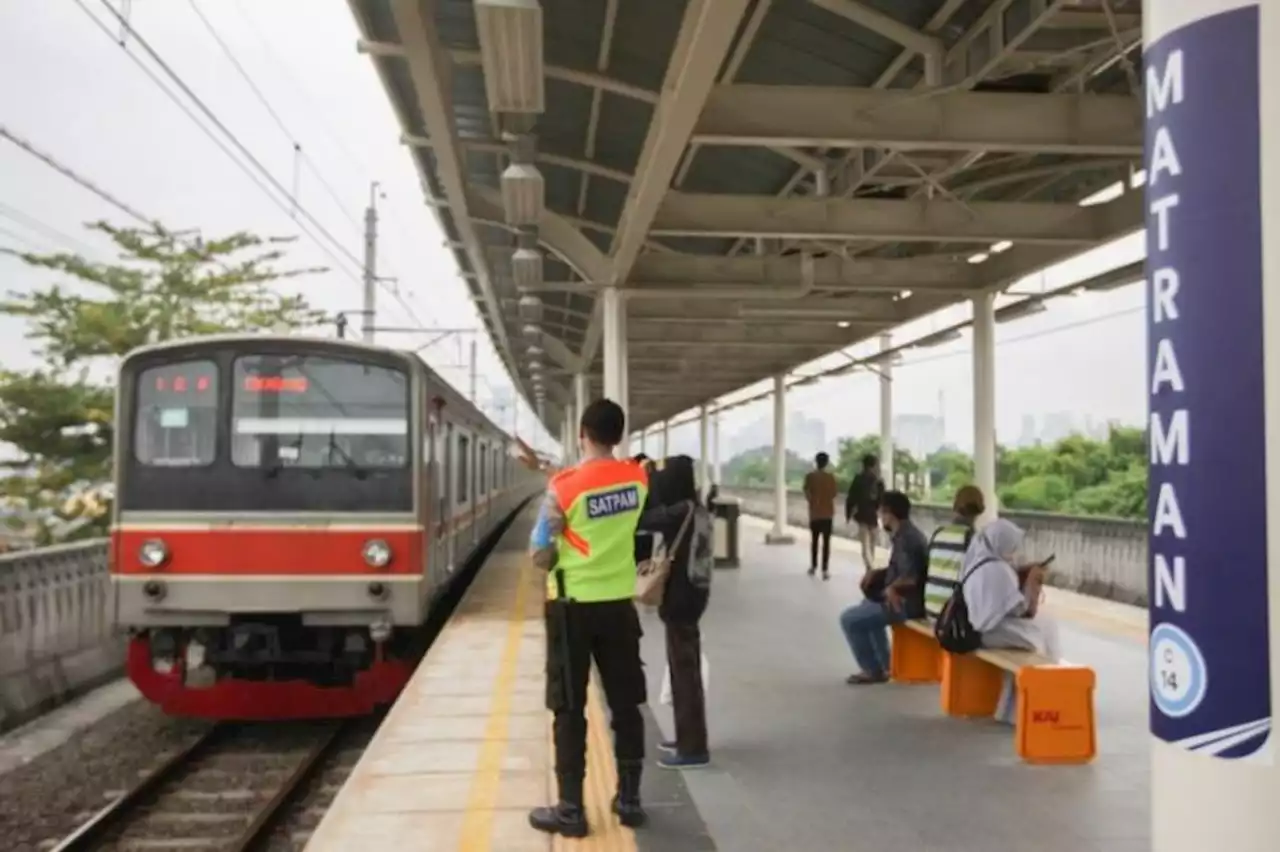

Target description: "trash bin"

left=711, top=497, right=740, bottom=568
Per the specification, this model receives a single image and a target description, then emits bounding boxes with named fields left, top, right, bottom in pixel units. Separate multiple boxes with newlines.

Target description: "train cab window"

left=230, top=355, right=409, bottom=470
left=457, top=434, right=470, bottom=503
left=134, top=360, right=219, bottom=466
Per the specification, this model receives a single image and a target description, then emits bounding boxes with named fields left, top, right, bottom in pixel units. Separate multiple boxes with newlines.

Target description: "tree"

left=0, top=221, right=328, bottom=543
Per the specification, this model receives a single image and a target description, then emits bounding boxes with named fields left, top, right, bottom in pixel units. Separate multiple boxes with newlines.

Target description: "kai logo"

left=586, top=486, right=640, bottom=519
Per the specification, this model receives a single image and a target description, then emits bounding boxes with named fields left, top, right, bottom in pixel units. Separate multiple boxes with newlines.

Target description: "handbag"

left=635, top=502, right=695, bottom=606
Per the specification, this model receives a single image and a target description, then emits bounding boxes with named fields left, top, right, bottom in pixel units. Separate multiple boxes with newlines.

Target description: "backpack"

left=933, top=557, right=997, bottom=654
left=687, top=507, right=714, bottom=592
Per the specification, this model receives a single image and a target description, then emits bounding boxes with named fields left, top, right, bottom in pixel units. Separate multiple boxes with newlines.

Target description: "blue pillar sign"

left=1146, top=4, right=1271, bottom=760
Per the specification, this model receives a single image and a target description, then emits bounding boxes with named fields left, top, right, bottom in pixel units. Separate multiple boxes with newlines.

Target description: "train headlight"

left=362, top=539, right=392, bottom=569
left=138, top=539, right=169, bottom=569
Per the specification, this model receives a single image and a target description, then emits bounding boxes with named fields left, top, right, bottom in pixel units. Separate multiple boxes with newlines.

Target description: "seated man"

left=838, top=491, right=929, bottom=685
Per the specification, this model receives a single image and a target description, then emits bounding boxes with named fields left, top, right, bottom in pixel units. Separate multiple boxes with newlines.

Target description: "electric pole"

left=362, top=181, right=380, bottom=342
left=469, top=339, right=478, bottom=405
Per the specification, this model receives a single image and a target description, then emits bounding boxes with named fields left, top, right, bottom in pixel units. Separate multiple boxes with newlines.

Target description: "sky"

left=0, top=0, right=1147, bottom=458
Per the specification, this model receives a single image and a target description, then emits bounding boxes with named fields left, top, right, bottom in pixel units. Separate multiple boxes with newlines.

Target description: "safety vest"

left=924, top=521, right=974, bottom=617
left=547, top=458, right=649, bottom=602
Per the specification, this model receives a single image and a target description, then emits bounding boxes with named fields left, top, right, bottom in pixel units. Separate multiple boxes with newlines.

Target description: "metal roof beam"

left=374, top=1, right=515, bottom=376
left=627, top=253, right=976, bottom=291
left=467, top=187, right=608, bottom=283
left=693, top=85, right=1142, bottom=155
left=650, top=193, right=1118, bottom=244
left=809, top=0, right=944, bottom=81
left=578, top=0, right=754, bottom=364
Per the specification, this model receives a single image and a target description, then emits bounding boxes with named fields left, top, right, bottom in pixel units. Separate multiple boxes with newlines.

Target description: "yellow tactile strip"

left=550, top=672, right=640, bottom=852
left=305, top=519, right=641, bottom=851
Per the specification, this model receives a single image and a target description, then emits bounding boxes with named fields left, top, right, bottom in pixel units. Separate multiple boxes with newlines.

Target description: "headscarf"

left=649, top=455, right=697, bottom=507
left=960, top=518, right=1028, bottom=632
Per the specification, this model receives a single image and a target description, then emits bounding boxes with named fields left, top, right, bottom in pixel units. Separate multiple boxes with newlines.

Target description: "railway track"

left=48, top=720, right=350, bottom=852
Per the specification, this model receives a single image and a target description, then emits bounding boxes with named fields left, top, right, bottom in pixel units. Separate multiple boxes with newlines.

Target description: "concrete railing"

left=0, top=539, right=121, bottom=732
left=722, top=486, right=1148, bottom=606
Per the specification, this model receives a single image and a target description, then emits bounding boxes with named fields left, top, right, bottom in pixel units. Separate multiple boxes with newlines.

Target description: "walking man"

left=845, top=454, right=884, bottom=573
left=803, top=452, right=838, bottom=579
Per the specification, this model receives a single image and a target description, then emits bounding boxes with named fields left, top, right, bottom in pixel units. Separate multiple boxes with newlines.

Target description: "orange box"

left=889, top=623, right=942, bottom=683
left=1015, top=665, right=1097, bottom=764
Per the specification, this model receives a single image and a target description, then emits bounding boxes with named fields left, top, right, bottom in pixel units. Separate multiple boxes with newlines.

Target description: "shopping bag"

left=659, top=653, right=710, bottom=706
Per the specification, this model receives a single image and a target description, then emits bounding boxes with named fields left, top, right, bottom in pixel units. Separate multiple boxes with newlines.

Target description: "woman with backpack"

left=646, top=456, right=712, bottom=770
left=955, top=518, right=1061, bottom=724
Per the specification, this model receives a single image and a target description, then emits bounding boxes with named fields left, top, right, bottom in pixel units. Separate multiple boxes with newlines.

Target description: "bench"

left=889, top=619, right=1096, bottom=765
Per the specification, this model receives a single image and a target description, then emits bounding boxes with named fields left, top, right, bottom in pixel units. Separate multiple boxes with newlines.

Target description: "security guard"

left=528, top=398, right=651, bottom=837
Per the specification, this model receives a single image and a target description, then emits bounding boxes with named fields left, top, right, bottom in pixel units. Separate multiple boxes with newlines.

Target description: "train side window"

left=457, top=433, right=470, bottom=504
left=134, top=360, right=219, bottom=466
left=442, top=422, right=453, bottom=515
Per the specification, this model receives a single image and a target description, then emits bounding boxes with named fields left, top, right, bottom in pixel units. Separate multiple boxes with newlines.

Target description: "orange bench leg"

left=940, top=652, right=1003, bottom=717
left=890, top=624, right=941, bottom=683
left=1015, top=666, right=1097, bottom=764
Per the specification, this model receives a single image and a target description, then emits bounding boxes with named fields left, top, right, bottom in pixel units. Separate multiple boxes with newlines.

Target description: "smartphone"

left=1040, top=554, right=1056, bottom=568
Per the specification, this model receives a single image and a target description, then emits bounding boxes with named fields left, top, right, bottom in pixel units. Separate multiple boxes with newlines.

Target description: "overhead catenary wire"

left=0, top=125, right=151, bottom=226
left=0, top=200, right=105, bottom=258
left=181, top=0, right=425, bottom=329
left=79, top=0, right=367, bottom=286
left=661, top=303, right=1146, bottom=432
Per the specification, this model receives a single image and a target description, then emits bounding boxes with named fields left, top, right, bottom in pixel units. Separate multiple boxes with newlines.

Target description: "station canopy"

left=347, top=0, right=1144, bottom=434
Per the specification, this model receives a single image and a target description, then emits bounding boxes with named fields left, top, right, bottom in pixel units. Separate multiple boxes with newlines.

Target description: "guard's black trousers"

left=545, top=598, right=646, bottom=787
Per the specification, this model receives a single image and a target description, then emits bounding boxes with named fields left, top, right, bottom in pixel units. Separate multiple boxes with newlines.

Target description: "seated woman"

left=958, top=518, right=1061, bottom=724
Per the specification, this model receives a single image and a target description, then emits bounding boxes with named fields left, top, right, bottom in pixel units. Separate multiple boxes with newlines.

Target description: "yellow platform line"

left=456, top=557, right=531, bottom=850
left=550, top=672, right=639, bottom=852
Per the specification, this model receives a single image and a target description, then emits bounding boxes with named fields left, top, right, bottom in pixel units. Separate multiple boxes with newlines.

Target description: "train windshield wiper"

left=327, top=431, right=369, bottom=480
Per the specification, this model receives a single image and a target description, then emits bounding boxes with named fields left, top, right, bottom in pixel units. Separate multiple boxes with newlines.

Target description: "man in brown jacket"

left=803, top=452, right=839, bottom=579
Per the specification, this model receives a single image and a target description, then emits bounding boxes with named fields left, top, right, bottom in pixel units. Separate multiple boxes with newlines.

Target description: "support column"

left=765, top=374, right=794, bottom=544
left=572, top=373, right=588, bottom=463
left=971, top=292, right=997, bottom=524
left=1147, top=4, right=1279, bottom=851
left=712, top=409, right=721, bottom=486
left=698, top=405, right=710, bottom=498
left=661, top=420, right=670, bottom=458
left=601, top=286, right=627, bottom=457
left=878, top=333, right=894, bottom=491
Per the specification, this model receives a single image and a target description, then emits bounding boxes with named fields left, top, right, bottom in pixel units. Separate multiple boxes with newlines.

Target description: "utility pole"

left=362, top=181, right=380, bottom=342
left=469, top=339, right=478, bottom=405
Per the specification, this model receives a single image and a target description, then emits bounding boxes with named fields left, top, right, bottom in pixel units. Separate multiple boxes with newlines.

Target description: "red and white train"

left=109, top=334, right=540, bottom=719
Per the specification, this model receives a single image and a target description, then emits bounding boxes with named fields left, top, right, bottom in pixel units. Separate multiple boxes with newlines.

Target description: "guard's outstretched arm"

left=529, top=487, right=565, bottom=571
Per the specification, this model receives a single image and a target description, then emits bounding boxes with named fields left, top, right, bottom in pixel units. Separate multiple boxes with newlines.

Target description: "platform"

left=306, top=506, right=712, bottom=851
left=637, top=515, right=1150, bottom=852
left=308, top=505, right=1149, bottom=851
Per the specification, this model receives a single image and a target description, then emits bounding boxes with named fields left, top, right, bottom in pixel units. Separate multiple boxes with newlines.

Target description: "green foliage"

left=723, top=424, right=1149, bottom=520
left=722, top=445, right=811, bottom=489
left=0, top=221, right=327, bottom=542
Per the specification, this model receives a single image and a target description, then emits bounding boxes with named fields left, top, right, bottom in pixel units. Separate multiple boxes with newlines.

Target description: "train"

left=108, top=333, right=541, bottom=719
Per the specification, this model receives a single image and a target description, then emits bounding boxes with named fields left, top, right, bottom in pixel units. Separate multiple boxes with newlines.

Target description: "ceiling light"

left=967, top=253, right=989, bottom=264
left=837, top=320, right=851, bottom=328
left=990, top=241, right=1012, bottom=254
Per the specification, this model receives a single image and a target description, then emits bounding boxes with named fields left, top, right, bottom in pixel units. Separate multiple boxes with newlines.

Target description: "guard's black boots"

left=611, top=759, right=647, bottom=828
left=529, top=774, right=588, bottom=837
left=528, top=802, right=589, bottom=837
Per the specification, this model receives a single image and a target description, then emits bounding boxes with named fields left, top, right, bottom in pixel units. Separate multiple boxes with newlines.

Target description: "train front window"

left=134, top=360, right=219, bottom=466
left=231, top=355, right=409, bottom=470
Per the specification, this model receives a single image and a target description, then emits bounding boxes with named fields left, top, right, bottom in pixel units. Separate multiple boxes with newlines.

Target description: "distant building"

left=892, top=413, right=945, bottom=459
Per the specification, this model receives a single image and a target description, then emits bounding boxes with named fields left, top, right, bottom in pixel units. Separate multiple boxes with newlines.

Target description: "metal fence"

left=723, top=486, right=1149, bottom=605
left=0, top=539, right=122, bottom=732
